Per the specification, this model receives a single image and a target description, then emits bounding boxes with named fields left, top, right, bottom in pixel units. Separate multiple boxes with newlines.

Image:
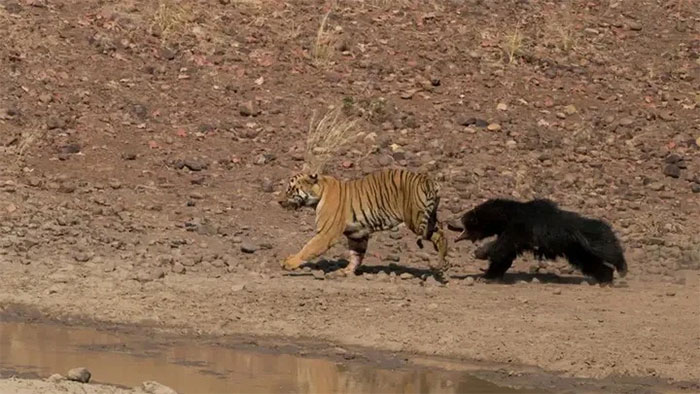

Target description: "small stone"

left=171, top=263, right=185, bottom=274
left=665, top=291, right=676, bottom=297
left=663, top=164, right=681, bottom=178
left=619, top=117, right=634, bottom=126
left=553, top=288, right=562, bottom=295
left=385, top=254, right=400, bottom=262
left=238, top=101, right=259, bottom=117
left=46, top=117, right=65, bottom=130
left=563, top=104, right=577, bottom=115
left=648, top=182, right=665, bottom=191
left=183, top=160, right=207, bottom=171
left=231, top=283, right=246, bottom=292
left=496, top=102, right=508, bottom=111
left=60, top=143, right=81, bottom=154
left=73, top=252, right=91, bottom=263
left=457, top=116, right=476, bottom=126
left=141, top=381, right=179, bottom=394
left=505, top=140, right=517, bottom=149
left=39, top=93, right=53, bottom=103
left=474, top=119, right=489, bottom=128
left=627, top=21, right=642, bottom=31
left=312, top=270, right=325, bottom=280
left=691, top=184, right=700, bottom=193
left=261, top=178, right=274, bottom=193
left=47, top=374, right=64, bottom=383
left=464, top=277, right=475, bottom=286
left=240, top=243, right=257, bottom=254
left=160, top=48, right=177, bottom=60
left=400, top=272, right=413, bottom=280
left=150, top=269, right=166, bottom=281
left=486, top=123, right=501, bottom=131
left=58, top=183, right=76, bottom=193
left=665, top=154, right=682, bottom=164
left=67, top=367, right=91, bottom=383
left=108, top=179, right=122, bottom=189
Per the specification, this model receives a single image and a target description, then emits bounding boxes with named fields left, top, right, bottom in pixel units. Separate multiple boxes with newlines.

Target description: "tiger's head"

left=278, top=173, right=323, bottom=210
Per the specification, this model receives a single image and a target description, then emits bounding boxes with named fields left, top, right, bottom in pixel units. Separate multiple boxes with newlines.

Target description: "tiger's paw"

left=282, top=255, right=303, bottom=271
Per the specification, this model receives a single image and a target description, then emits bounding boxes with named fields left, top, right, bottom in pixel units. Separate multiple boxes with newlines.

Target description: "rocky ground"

left=0, top=0, right=698, bottom=391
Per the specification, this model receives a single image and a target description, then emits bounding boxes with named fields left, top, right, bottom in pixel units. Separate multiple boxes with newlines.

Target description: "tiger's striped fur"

left=278, top=168, right=449, bottom=276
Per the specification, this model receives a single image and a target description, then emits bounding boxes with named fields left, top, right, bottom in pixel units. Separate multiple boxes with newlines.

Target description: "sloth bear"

left=447, top=198, right=628, bottom=283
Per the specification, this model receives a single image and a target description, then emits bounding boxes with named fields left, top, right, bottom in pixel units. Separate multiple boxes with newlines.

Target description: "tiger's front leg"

left=282, top=233, right=336, bottom=271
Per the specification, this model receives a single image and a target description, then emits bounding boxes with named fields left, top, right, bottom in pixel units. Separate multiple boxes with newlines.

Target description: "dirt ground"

left=0, top=0, right=699, bottom=391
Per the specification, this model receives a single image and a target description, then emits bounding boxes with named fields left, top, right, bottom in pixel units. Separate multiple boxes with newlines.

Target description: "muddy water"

left=0, top=322, right=533, bottom=394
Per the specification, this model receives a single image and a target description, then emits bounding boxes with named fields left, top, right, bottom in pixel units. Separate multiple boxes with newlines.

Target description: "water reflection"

left=0, top=322, right=525, bottom=393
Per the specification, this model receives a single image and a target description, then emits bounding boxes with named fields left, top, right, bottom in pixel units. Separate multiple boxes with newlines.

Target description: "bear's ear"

left=309, top=173, right=318, bottom=183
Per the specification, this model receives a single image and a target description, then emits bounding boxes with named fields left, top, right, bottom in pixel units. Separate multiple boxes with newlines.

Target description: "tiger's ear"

left=309, top=173, right=319, bottom=183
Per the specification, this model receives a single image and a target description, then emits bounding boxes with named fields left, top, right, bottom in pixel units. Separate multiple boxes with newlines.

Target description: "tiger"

left=278, top=168, right=449, bottom=278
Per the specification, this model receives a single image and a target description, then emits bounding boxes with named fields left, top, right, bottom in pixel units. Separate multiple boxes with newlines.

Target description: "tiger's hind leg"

left=344, top=236, right=369, bottom=275
left=429, top=223, right=449, bottom=272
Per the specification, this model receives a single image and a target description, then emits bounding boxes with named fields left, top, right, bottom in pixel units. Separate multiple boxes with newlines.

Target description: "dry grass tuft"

left=304, top=106, right=361, bottom=174
left=501, top=27, right=524, bottom=64
left=150, top=0, right=190, bottom=41
left=543, top=12, right=578, bottom=52
left=311, top=9, right=336, bottom=67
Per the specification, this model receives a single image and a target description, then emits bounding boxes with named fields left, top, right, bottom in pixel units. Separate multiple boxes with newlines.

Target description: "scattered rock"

left=47, top=374, right=64, bottom=383
left=67, top=367, right=91, bottom=383
left=141, top=381, right=179, bottom=394
left=627, top=20, right=643, bottom=31
left=486, top=123, right=501, bottom=131
left=231, top=283, right=246, bottom=292
left=663, top=164, right=681, bottom=178
left=171, top=263, right=186, bottom=274
left=400, top=272, right=413, bottom=280
left=648, top=182, right=665, bottom=191
left=312, top=270, right=325, bottom=280
left=553, top=288, right=562, bottom=295
left=692, top=184, right=700, bottom=193
left=239, top=101, right=259, bottom=117
left=563, top=105, right=577, bottom=115
left=240, top=243, right=257, bottom=254
left=261, top=178, right=274, bottom=193
left=665, top=154, right=683, bottom=164
left=465, top=277, right=475, bottom=286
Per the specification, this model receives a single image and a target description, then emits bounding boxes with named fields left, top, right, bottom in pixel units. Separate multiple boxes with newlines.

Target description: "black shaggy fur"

left=447, top=198, right=628, bottom=283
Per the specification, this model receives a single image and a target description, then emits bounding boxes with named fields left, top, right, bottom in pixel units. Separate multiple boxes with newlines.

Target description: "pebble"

left=553, top=288, right=562, bottom=295
left=240, top=243, right=257, bottom=254
left=141, top=381, right=179, bottom=394
left=239, top=100, right=259, bottom=117
left=47, top=374, right=64, bottom=383
left=691, top=184, right=700, bottom=193
left=67, top=367, right=91, bottom=383
left=171, top=262, right=186, bottom=274
left=563, top=104, right=577, bottom=115
left=663, top=164, right=681, bottom=178
left=627, top=21, right=643, bottom=31
left=647, top=182, right=665, bottom=191
left=486, top=123, right=502, bottom=131
left=312, top=270, right=325, bottom=280
left=400, top=272, right=413, bottom=280
left=464, top=277, right=475, bottom=286
left=231, top=283, right=246, bottom=292
left=261, top=178, right=274, bottom=193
